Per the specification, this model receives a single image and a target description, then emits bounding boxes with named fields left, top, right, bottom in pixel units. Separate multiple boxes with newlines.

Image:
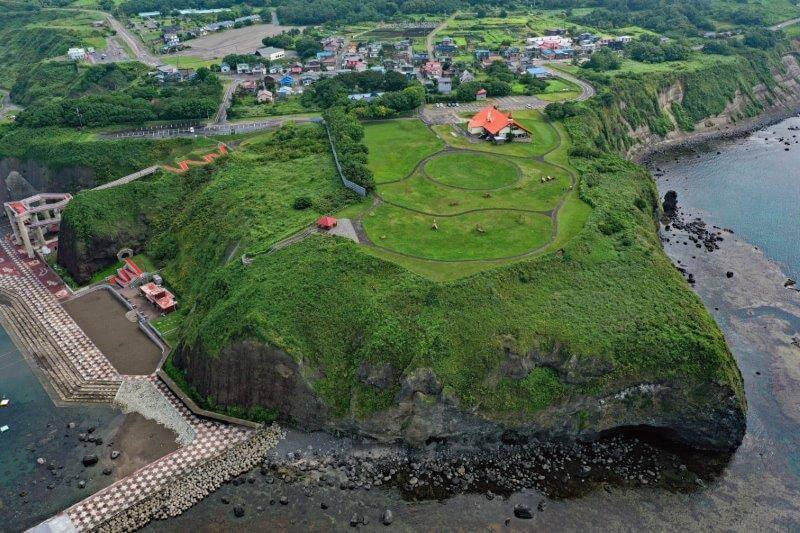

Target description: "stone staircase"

left=0, top=239, right=121, bottom=403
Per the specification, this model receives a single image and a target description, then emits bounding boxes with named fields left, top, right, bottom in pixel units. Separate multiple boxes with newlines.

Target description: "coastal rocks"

left=381, top=509, right=394, bottom=525
left=233, top=506, right=245, bottom=517
left=82, top=455, right=98, bottom=467
left=513, top=504, right=533, bottom=519
left=357, top=362, right=396, bottom=390
left=662, top=190, right=678, bottom=218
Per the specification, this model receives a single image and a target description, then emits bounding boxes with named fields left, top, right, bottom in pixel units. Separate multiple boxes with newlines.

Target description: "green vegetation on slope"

left=0, top=6, right=110, bottom=87
left=0, top=126, right=217, bottom=186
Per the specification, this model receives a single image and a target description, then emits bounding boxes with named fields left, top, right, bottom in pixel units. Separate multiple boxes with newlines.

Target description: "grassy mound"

left=424, top=152, right=519, bottom=190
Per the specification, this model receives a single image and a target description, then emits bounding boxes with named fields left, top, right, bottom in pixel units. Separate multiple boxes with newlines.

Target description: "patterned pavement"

left=65, top=376, right=252, bottom=531
left=0, top=237, right=256, bottom=532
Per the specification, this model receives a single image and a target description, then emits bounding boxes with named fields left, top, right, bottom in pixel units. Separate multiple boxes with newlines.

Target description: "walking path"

left=0, top=237, right=280, bottom=532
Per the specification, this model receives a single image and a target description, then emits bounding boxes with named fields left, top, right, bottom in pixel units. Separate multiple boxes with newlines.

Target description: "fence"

left=322, top=121, right=367, bottom=198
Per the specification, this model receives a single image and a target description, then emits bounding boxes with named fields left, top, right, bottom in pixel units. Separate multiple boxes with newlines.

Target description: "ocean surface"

left=649, top=116, right=800, bottom=279
left=0, top=326, right=124, bottom=530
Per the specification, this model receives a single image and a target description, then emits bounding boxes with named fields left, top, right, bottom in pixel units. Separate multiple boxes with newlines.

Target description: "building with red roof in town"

left=467, top=106, right=532, bottom=142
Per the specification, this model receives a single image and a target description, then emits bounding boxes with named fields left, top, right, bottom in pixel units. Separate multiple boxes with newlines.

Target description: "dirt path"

left=426, top=13, right=457, bottom=58
left=106, top=13, right=161, bottom=67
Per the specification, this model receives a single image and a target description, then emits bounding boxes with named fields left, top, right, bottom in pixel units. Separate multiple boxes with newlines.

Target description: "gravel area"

left=114, top=379, right=196, bottom=446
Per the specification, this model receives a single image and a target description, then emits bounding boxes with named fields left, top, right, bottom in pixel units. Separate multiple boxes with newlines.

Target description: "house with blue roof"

left=526, top=66, right=553, bottom=79
left=475, top=49, right=491, bottom=60
left=280, top=74, right=295, bottom=87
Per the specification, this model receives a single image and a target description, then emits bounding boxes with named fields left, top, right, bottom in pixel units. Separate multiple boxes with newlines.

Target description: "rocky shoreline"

left=635, top=103, right=800, bottom=166
left=94, top=425, right=284, bottom=532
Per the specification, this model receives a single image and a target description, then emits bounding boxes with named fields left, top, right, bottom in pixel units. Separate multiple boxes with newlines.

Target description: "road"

left=420, top=68, right=595, bottom=125
left=214, top=78, right=243, bottom=124
left=101, top=116, right=321, bottom=140
left=771, top=17, right=800, bottom=31
left=105, top=13, right=161, bottom=67
left=0, top=91, right=21, bottom=122
left=426, top=14, right=456, bottom=58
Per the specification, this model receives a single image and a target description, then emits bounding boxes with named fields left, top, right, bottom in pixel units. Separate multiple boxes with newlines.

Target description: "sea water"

left=0, top=325, right=121, bottom=530
left=650, top=116, right=800, bottom=279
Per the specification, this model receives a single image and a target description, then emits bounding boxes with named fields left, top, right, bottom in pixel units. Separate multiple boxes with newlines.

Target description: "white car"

left=526, top=104, right=532, bottom=109
left=189, top=126, right=195, bottom=133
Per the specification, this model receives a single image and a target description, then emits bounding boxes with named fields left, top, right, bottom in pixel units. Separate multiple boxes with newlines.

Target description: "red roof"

left=476, top=88, right=487, bottom=95
left=467, top=106, right=531, bottom=136
left=317, top=216, right=337, bottom=229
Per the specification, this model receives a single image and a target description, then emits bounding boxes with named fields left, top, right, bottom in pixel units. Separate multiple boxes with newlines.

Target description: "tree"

left=583, top=48, right=621, bottom=71
left=295, top=36, right=322, bottom=59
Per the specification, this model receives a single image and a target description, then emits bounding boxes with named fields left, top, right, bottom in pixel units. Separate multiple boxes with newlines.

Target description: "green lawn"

left=364, top=119, right=444, bottom=183
left=537, top=78, right=582, bottom=102
left=363, top=204, right=552, bottom=261
left=424, top=152, right=519, bottom=189
left=362, top=112, right=586, bottom=271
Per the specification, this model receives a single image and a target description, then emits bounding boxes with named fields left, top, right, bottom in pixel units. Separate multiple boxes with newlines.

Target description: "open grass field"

left=363, top=205, right=552, bottom=261
left=358, top=114, right=589, bottom=277
left=425, top=152, right=519, bottom=189
left=173, top=22, right=299, bottom=60
left=363, top=119, right=444, bottom=183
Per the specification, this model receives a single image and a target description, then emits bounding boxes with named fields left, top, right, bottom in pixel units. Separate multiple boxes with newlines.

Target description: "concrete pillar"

left=4, top=206, right=22, bottom=245
left=18, top=217, right=34, bottom=258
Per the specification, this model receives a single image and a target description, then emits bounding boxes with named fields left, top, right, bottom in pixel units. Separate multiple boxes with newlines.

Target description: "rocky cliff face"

left=628, top=55, right=800, bottom=158
left=57, top=216, right=148, bottom=285
left=176, top=341, right=745, bottom=453
left=0, top=157, right=98, bottom=203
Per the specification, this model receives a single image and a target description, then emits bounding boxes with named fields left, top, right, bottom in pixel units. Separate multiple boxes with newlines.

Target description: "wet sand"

left=110, top=412, right=181, bottom=479
left=63, top=289, right=162, bottom=375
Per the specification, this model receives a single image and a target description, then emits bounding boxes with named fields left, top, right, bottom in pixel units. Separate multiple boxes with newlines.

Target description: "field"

left=357, top=114, right=589, bottom=277
left=173, top=23, right=299, bottom=60
left=363, top=119, right=444, bottom=183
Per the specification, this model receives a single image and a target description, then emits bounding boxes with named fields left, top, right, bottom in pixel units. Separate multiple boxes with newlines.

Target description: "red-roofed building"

left=475, top=88, right=487, bottom=100
left=421, top=60, right=443, bottom=78
left=317, top=216, right=337, bottom=230
left=139, top=282, right=177, bottom=314
left=467, top=106, right=532, bottom=141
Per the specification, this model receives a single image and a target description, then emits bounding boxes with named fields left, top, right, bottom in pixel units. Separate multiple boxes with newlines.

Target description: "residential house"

left=481, top=54, right=504, bottom=67
left=347, top=92, right=383, bottom=102
left=467, top=106, right=532, bottom=141
left=316, top=50, right=334, bottom=60
left=437, top=77, right=452, bottom=95
left=237, top=63, right=251, bottom=74
left=239, top=80, right=258, bottom=92
left=459, top=70, right=475, bottom=83
left=305, top=59, right=322, bottom=71
left=256, top=89, right=274, bottom=103
left=502, top=47, right=521, bottom=59
left=321, top=56, right=338, bottom=71
left=220, top=63, right=231, bottom=73
left=67, top=48, right=86, bottom=61
left=251, top=64, right=267, bottom=76
left=290, top=63, right=303, bottom=75
left=206, top=20, right=234, bottom=31
left=280, top=74, right=294, bottom=86
left=277, top=86, right=293, bottom=99
left=235, top=14, right=261, bottom=24
left=475, top=88, right=487, bottom=100
left=412, top=52, right=429, bottom=63
left=256, top=47, right=286, bottom=61
left=526, top=66, right=553, bottom=79
left=421, top=60, right=443, bottom=78
left=368, top=42, right=383, bottom=58
left=300, top=72, right=319, bottom=86
left=475, top=49, right=491, bottom=61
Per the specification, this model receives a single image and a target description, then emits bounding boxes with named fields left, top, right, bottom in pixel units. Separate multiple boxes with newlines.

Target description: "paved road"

left=420, top=68, right=595, bottom=125
left=102, top=116, right=321, bottom=139
left=771, top=17, right=800, bottom=31
left=106, top=13, right=161, bottom=67
left=214, top=78, right=243, bottom=124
